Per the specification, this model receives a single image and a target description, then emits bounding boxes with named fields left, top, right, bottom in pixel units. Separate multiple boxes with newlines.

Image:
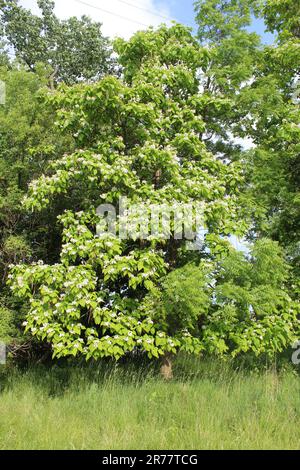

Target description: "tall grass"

left=0, top=356, right=299, bottom=450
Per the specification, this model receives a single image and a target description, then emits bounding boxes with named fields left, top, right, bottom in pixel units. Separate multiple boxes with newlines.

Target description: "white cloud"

left=19, top=0, right=175, bottom=39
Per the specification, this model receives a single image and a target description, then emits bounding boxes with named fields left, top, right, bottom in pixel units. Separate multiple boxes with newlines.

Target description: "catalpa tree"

left=8, top=25, right=262, bottom=369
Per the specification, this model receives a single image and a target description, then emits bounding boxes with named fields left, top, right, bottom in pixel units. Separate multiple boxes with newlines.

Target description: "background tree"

left=194, top=0, right=262, bottom=163
left=0, top=0, right=113, bottom=85
left=234, top=0, right=300, bottom=276
left=262, top=0, right=300, bottom=38
left=144, top=239, right=299, bottom=369
left=0, top=21, right=9, bottom=66
left=195, top=0, right=300, bottom=285
left=0, top=64, right=71, bottom=353
left=205, top=239, right=298, bottom=357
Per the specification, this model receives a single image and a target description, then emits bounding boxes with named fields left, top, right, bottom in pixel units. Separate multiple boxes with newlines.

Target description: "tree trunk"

left=160, top=353, right=173, bottom=380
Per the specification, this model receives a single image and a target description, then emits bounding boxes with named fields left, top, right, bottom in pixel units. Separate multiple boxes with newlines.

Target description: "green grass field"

left=0, top=357, right=300, bottom=450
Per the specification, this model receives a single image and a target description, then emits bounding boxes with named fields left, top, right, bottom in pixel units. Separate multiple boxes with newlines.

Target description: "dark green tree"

left=235, top=0, right=300, bottom=272
left=0, top=64, right=71, bottom=352
left=0, top=0, right=113, bottom=85
left=194, top=0, right=262, bottom=161
left=195, top=0, right=300, bottom=284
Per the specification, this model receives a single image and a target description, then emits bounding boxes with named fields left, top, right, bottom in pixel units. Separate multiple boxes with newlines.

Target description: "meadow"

left=1, top=357, right=300, bottom=450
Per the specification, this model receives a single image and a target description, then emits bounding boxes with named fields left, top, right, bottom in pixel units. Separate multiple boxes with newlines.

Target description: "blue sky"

left=167, top=0, right=196, bottom=29
left=168, top=0, right=274, bottom=44
left=20, top=0, right=274, bottom=42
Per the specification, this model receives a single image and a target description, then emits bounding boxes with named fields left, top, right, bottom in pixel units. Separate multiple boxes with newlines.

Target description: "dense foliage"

left=0, top=0, right=299, bottom=371
left=8, top=24, right=246, bottom=361
left=0, top=64, right=70, bottom=349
